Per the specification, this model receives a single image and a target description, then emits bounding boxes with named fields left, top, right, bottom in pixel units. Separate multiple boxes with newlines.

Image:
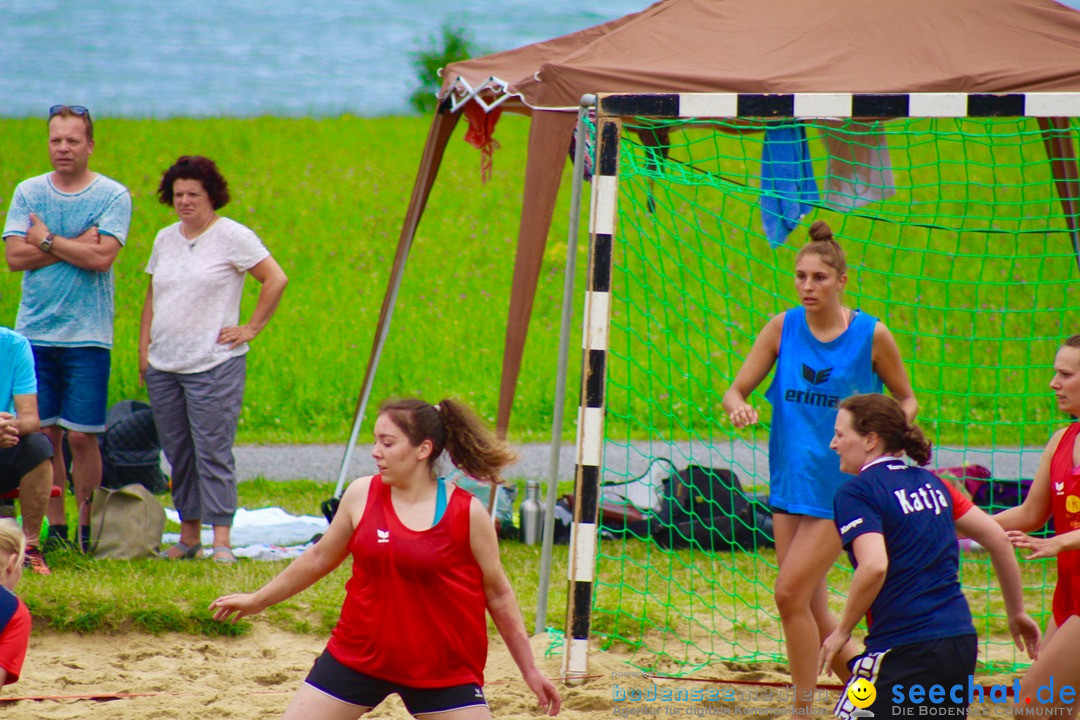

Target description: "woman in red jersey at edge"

left=211, top=398, right=561, bottom=719
left=994, top=334, right=1080, bottom=719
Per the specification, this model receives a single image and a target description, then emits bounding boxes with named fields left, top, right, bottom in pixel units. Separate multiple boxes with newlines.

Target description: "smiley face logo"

left=847, top=678, right=877, bottom=709
left=1066, top=495, right=1080, bottom=514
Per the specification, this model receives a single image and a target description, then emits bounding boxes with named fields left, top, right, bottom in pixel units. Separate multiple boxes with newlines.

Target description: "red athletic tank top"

left=1049, top=423, right=1080, bottom=626
left=326, top=475, right=488, bottom=687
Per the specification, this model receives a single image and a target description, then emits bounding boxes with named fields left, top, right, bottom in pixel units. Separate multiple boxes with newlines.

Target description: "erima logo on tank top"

left=783, top=363, right=839, bottom=407
left=802, top=364, right=833, bottom=385
left=377, top=529, right=390, bottom=543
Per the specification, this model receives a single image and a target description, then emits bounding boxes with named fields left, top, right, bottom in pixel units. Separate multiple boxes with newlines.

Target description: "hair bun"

left=808, top=220, right=833, bottom=243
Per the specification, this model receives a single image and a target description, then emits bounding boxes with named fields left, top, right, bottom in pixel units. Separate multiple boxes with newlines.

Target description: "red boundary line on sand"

left=632, top=677, right=1002, bottom=695
left=0, top=691, right=199, bottom=703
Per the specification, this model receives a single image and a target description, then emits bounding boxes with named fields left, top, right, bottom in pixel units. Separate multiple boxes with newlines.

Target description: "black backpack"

left=652, top=465, right=774, bottom=551
left=97, top=400, right=169, bottom=495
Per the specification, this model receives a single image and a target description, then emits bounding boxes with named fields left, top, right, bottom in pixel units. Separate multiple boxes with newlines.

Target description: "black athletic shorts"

left=304, top=649, right=488, bottom=715
left=835, top=634, right=977, bottom=719
left=0, top=433, right=54, bottom=493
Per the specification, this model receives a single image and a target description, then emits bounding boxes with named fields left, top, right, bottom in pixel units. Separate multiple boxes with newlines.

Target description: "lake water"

left=0, top=0, right=646, bottom=118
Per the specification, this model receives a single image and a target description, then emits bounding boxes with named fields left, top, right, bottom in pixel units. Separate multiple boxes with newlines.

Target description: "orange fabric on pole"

left=463, top=100, right=504, bottom=183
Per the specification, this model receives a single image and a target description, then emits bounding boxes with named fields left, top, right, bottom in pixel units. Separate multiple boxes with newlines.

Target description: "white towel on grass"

left=163, top=507, right=327, bottom=554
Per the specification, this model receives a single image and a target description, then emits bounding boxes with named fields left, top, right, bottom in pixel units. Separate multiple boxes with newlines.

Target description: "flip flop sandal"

left=161, top=541, right=202, bottom=560
left=212, top=546, right=237, bottom=564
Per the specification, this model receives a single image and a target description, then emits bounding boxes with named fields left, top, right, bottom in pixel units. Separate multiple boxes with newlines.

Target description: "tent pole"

left=332, top=107, right=461, bottom=499
left=535, top=96, right=595, bottom=635
left=1038, top=117, right=1080, bottom=273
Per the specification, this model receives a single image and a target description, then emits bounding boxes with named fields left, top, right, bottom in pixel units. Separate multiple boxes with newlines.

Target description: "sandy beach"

left=0, top=625, right=1027, bottom=719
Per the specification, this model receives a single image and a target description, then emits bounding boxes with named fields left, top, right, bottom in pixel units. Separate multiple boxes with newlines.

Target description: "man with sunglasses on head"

left=2, top=105, right=132, bottom=555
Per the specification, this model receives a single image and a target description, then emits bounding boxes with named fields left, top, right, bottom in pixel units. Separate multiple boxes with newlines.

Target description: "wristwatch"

left=39, top=233, right=55, bottom=253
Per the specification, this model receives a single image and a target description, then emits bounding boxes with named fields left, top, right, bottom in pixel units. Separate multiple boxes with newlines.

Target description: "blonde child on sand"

left=0, top=519, right=31, bottom=690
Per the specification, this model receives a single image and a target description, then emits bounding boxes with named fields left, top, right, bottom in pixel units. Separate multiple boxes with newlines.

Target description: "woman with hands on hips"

left=994, top=334, right=1080, bottom=718
left=210, top=398, right=561, bottom=719
left=139, top=155, right=287, bottom=564
left=722, top=220, right=916, bottom=718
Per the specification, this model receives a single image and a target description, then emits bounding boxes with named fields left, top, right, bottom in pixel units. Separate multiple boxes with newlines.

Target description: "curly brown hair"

left=157, top=155, right=231, bottom=209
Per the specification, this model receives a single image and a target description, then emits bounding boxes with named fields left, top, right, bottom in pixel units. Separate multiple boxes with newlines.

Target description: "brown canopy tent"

left=335, top=0, right=1080, bottom=489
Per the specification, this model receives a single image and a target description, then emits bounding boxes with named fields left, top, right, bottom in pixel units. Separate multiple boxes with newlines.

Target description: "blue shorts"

left=31, top=345, right=110, bottom=433
left=305, top=650, right=487, bottom=715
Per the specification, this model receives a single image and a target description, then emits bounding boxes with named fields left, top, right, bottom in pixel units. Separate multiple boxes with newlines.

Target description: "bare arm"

left=955, top=506, right=1040, bottom=658
left=470, top=499, right=561, bottom=716
left=994, top=431, right=1058, bottom=533
left=139, top=282, right=153, bottom=385
left=210, top=477, right=369, bottom=622
left=10, top=395, right=40, bottom=438
left=819, top=533, right=887, bottom=675
left=217, top=256, right=289, bottom=350
left=722, top=314, right=783, bottom=428
left=1008, top=528, right=1080, bottom=560
left=872, top=323, right=917, bottom=423
left=24, top=213, right=120, bottom=272
left=5, top=234, right=61, bottom=271
left=0, top=395, right=41, bottom=449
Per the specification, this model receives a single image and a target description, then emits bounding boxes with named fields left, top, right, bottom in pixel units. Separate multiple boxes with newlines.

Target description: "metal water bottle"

left=520, top=480, right=544, bottom=545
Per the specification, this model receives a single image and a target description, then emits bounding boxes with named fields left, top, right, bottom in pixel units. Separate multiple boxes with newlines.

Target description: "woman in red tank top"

left=995, top=335, right=1080, bottom=717
left=211, top=398, right=561, bottom=719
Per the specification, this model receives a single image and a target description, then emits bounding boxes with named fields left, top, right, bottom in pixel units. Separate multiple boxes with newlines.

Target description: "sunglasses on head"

left=49, top=105, right=91, bottom=119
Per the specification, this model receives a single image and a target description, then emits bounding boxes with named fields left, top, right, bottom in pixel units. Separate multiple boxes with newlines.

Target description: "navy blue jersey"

left=833, top=460, right=974, bottom=652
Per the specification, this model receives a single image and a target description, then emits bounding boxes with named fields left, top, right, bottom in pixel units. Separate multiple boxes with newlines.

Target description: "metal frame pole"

left=535, top=96, right=595, bottom=635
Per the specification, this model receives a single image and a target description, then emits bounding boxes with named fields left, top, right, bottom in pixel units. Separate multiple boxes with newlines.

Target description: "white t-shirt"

left=146, top=217, right=269, bottom=374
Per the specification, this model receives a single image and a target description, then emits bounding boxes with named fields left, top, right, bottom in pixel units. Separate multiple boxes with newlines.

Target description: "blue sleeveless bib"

left=764, top=306, right=881, bottom=518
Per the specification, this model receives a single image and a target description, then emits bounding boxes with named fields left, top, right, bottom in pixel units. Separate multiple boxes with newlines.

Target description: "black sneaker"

left=23, top=546, right=51, bottom=576
left=42, top=532, right=73, bottom=553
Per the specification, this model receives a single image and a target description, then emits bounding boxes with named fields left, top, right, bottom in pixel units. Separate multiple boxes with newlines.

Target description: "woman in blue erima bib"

left=722, top=220, right=916, bottom=720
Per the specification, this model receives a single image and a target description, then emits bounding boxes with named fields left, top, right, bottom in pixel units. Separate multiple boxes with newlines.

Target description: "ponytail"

left=378, top=397, right=517, bottom=484
left=901, top=425, right=932, bottom=466
left=838, top=393, right=932, bottom=466
left=438, top=399, right=517, bottom=484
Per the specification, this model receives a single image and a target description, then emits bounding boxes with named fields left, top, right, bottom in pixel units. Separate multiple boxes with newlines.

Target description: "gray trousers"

left=145, top=356, right=246, bottom=527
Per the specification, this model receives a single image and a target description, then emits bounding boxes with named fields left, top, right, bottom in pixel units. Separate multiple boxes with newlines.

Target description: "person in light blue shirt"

left=0, top=327, right=55, bottom=575
left=722, top=220, right=916, bottom=720
left=2, top=105, right=131, bottom=553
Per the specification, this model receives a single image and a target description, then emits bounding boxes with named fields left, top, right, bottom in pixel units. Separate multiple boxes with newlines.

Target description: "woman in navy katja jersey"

left=823, top=393, right=1038, bottom=720
left=723, top=220, right=916, bottom=718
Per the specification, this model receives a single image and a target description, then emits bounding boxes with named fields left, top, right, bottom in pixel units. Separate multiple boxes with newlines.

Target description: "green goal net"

left=587, top=114, right=1078, bottom=675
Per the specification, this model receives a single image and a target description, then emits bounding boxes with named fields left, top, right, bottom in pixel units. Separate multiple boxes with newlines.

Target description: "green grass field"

left=3, top=116, right=1074, bottom=449
left=3, top=116, right=1073, bottom=667
left=19, top=477, right=1044, bottom=675
left=19, top=479, right=570, bottom=638
left=0, top=115, right=586, bottom=444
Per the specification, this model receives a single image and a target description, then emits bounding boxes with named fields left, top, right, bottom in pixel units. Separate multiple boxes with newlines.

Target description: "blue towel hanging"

left=759, top=124, right=819, bottom=247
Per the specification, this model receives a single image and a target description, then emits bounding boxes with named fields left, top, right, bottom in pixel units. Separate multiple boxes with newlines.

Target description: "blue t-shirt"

left=0, top=328, right=37, bottom=414
left=764, top=306, right=881, bottom=517
left=833, top=460, right=975, bottom=652
left=3, top=173, right=131, bottom=348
